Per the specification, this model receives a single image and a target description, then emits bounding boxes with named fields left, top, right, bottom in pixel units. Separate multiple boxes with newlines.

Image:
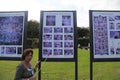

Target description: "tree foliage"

left=27, top=20, right=39, bottom=38
left=77, top=27, right=90, bottom=38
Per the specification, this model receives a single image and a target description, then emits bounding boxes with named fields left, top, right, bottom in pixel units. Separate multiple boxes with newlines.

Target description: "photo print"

left=43, top=42, right=52, bottom=47
left=0, top=16, right=23, bottom=45
left=116, top=23, right=120, bottom=29
left=46, top=15, right=55, bottom=26
left=6, top=47, right=16, bottom=54
left=54, top=35, right=63, bottom=40
left=54, top=27, right=63, bottom=33
left=54, top=42, right=63, bottom=48
left=110, top=31, right=120, bottom=39
left=115, top=16, right=120, bottom=20
left=62, top=16, right=71, bottom=26
left=94, top=16, right=99, bottom=23
left=1, top=47, right=5, bottom=54
left=43, top=49, right=52, bottom=56
left=64, top=35, right=73, bottom=40
left=109, top=16, right=115, bottom=21
left=54, top=49, right=63, bottom=55
left=44, top=27, right=52, bottom=33
left=64, top=27, right=73, bottom=33
left=43, top=34, right=52, bottom=40
left=109, top=22, right=115, bottom=29
left=17, top=47, right=22, bottom=54
left=116, top=48, right=120, bottom=54
left=110, top=47, right=115, bottom=54
left=64, top=49, right=73, bottom=55
left=64, top=42, right=73, bottom=47
left=97, top=15, right=104, bottom=23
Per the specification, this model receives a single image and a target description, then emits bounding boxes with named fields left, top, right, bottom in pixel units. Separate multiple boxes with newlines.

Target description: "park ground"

left=0, top=48, right=120, bottom=80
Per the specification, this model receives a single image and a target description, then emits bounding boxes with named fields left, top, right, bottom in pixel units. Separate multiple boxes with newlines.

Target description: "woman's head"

left=22, top=48, right=33, bottom=62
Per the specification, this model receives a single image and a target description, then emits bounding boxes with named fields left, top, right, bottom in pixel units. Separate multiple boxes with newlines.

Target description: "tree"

left=27, top=20, right=39, bottom=38
left=77, top=27, right=90, bottom=47
left=77, top=27, right=90, bottom=38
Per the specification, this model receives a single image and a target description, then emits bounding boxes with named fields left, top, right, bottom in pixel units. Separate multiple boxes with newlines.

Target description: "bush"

left=26, top=38, right=39, bottom=48
left=78, top=38, right=89, bottom=47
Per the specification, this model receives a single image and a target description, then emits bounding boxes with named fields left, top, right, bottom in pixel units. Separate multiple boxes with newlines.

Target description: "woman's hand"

left=34, top=60, right=41, bottom=71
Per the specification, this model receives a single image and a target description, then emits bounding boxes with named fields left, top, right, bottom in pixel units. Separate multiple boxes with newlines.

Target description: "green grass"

left=0, top=48, right=120, bottom=80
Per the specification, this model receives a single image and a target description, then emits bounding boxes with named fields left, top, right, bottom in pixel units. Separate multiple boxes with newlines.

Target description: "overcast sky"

left=0, top=0, right=120, bottom=27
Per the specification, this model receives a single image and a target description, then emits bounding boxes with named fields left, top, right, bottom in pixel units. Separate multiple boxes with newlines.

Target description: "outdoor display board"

left=39, top=11, right=77, bottom=61
left=0, top=11, right=28, bottom=60
left=90, top=10, right=120, bottom=61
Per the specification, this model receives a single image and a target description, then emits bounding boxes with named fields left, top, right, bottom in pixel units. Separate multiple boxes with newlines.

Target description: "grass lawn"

left=0, top=48, right=120, bottom=80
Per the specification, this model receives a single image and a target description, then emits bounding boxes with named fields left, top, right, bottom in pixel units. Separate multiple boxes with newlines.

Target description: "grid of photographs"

left=109, top=15, right=120, bottom=55
left=0, top=13, right=25, bottom=57
left=93, top=15, right=108, bottom=55
left=42, top=12, right=74, bottom=58
left=93, top=12, right=120, bottom=58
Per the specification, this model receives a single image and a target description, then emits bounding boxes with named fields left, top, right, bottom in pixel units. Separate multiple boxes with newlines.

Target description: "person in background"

left=14, top=48, right=40, bottom=80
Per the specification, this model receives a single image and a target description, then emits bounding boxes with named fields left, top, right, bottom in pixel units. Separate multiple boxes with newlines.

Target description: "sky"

left=0, top=0, right=120, bottom=27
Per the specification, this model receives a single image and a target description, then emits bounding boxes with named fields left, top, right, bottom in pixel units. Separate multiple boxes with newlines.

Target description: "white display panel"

left=0, top=11, right=27, bottom=59
left=91, top=11, right=120, bottom=59
left=41, top=11, right=76, bottom=59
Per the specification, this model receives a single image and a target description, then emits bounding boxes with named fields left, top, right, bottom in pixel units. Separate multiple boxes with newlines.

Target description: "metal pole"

left=38, top=61, right=41, bottom=80
left=90, top=56, right=93, bottom=80
left=75, top=55, right=78, bottom=80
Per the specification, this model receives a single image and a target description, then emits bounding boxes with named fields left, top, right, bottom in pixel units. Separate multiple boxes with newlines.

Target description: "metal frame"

left=90, top=10, right=120, bottom=80
left=39, top=10, right=78, bottom=80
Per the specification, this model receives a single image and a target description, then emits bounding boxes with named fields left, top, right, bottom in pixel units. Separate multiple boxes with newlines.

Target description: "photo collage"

left=0, top=16, right=24, bottom=57
left=93, top=12, right=120, bottom=58
left=93, top=15, right=108, bottom=55
left=42, top=12, right=74, bottom=58
left=109, top=15, right=120, bottom=55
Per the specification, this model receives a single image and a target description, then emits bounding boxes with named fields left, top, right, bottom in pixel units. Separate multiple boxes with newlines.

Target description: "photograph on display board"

left=64, top=49, right=73, bottom=55
left=110, top=47, right=115, bottom=54
left=1, top=47, right=5, bottom=54
left=64, top=42, right=74, bottom=47
left=6, top=47, right=16, bottom=54
left=54, top=35, right=63, bottom=40
left=54, top=27, right=63, bottom=33
left=54, top=42, right=63, bottom=48
left=90, top=10, right=120, bottom=61
left=43, top=49, right=52, bottom=56
left=64, top=35, right=73, bottom=40
left=116, top=23, right=120, bottom=29
left=43, top=34, right=52, bottom=40
left=109, top=16, right=114, bottom=21
left=116, top=48, right=120, bottom=54
left=62, top=16, right=71, bottom=26
left=54, top=49, right=63, bottom=55
left=17, top=47, right=22, bottom=54
left=44, top=27, right=52, bottom=33
left=64, top=27, right=73, bottom=33
left=115, top=16, right=120, bottom=20
left=109, top=22, right=115, bottom=29
left=43, top=42, right=52, bottom=47
left=110, top=31, right=120, bottom=39
left=46, top=15, right=55, bottom=26
left=0, top=16, right=23, bottom=45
